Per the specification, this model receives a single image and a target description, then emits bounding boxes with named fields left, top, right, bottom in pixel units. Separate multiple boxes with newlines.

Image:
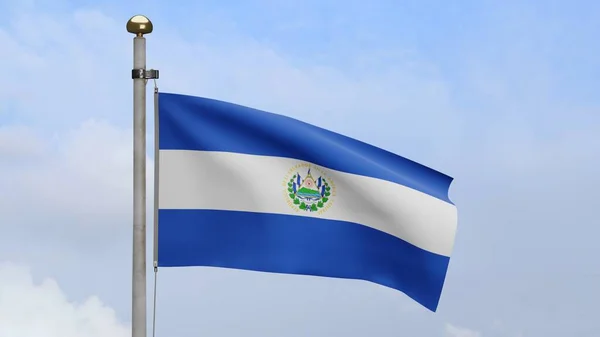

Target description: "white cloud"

left=0, top=120, right=153, bottom=238
left=0, top=125, right=46, bottom=159
left=0, top=262, right=129, bottom=337
left=445, top=323, right=481, bottom=337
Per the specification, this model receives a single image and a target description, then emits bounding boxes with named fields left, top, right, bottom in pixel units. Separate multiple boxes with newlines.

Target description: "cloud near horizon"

left=0, top=262, right=130, bottom=337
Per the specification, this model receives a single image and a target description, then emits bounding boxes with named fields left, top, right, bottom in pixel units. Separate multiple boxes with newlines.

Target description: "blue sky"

left=0, top=0, right=599, bottom=336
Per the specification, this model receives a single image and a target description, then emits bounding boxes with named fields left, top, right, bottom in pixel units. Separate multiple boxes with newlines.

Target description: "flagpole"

left=127, top=15, right=158, bottom=337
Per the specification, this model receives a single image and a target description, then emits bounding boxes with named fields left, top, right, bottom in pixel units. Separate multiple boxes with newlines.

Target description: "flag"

left=156, top=93, right=457, bottom=311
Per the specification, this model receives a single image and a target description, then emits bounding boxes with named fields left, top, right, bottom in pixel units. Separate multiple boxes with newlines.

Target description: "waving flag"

left=156, top=93, right=457, bottom=311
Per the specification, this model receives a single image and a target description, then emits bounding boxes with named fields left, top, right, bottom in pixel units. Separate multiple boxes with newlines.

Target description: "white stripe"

left=158, top=150, right=457, bottom=256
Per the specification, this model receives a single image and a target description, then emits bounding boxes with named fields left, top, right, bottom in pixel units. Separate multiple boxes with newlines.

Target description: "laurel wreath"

left=287, top=174, right=331, bottom=211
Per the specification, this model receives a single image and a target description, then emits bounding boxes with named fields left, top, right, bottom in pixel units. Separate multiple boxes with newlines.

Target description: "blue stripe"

left=158, top=93, right=454, bottom=204
left=157, top=209, right=450, bottom=312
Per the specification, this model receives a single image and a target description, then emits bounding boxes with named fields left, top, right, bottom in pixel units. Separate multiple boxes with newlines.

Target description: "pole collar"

left=132, top=69, right=160, bottom=79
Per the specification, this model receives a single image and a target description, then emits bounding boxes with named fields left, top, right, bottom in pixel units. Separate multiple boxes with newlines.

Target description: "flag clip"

left=132, top=68, right=160, bottom=79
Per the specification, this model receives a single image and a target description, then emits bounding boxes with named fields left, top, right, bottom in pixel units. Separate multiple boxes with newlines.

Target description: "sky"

left=0, top=0, right=599, bottom=336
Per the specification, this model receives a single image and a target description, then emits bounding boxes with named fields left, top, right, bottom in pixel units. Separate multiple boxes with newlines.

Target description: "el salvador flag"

left=156, top=92, right=457, bottom=312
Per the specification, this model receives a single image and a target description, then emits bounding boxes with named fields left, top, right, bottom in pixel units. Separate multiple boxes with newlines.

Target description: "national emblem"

left=283, top=163, right=335, bottom=214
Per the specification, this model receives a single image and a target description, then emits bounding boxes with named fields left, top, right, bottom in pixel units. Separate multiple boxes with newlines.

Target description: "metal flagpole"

left=127, top=15, right=159, bottom=337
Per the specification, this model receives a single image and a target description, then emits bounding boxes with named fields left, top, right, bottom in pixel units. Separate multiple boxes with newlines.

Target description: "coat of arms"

left=284, top=165, right=333, bottom=213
